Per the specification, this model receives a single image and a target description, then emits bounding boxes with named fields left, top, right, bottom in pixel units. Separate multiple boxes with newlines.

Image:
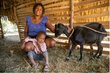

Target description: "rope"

left=68, top=25, right=109, bottom=39
left=81, top=26, right=109, bottom=35
left=68, top=29, right=74, bottom=39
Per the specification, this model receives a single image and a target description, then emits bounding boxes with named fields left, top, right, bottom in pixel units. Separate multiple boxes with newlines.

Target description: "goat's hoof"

left=89, top=57, right=94, bottom=60
left=78, top=58, right=82, bottom=61
left=93, top=56, right=96, bottom=59
left=96, top=56, right=100, bottom=59
left=65, top=57, right=70, bottom=61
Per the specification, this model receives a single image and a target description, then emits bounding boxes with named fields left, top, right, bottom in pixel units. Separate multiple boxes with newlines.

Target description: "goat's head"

left=55, top=23, right=69, bottom=37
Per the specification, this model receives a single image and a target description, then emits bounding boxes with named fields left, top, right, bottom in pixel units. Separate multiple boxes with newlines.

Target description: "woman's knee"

left=24, top=42, right=34, bottom=51
left=45, top=38, right=56, bottom=48
left=51, top=39, right=56, bottom=47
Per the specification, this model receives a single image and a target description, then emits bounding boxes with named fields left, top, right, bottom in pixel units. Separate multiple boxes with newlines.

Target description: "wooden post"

left=13, top=6, right=22, bottom=41
left=0, top=16, right=4, bottom=38
left=13, top=7, right=18, bottom=22
left=3, top=0, right=6, bottom=9
left=35, top=0, right=41, bottom=3
left=69, top=0, right=73, bottom=29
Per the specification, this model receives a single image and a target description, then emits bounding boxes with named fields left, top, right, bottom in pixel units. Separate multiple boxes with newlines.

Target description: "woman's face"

left=35, top=5, right=43, bottom=16
left=37, top=34, right=45, bottom=43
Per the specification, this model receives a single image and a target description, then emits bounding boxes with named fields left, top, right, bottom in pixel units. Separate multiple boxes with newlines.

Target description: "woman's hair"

left=33, top=3, right=45, bottom=15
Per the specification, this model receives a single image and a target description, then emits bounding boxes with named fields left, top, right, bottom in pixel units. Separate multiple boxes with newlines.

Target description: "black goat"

left=55, top=22, right=107, bottom=61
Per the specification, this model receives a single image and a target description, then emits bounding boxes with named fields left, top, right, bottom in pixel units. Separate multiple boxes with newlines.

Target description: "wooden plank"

left=18, top=17, right=26, bottom=20
left=74, top=2, right=109, bottom=13
left=18, top=22, right=25, bottom=24
left=45, top=5, right=69, bottom=11
left=46, top=15, right=69, bottom=18
left=17, top=1, right=35, bottom=9
left=74, top=6, right=108, bottom=16
left=17, top=7, right=33, bottom=13
left=17, top=12, right=32, bottom=16
left=42, top=0, right=61, bottom=5
left=73, top=16, right=109, bottom=25
left=73, top=21, right=109, bottom=26
left=45, top=8, right=69, bottom=15
left=49, top=19, right=69, bottom=24
left=45, top=7, right=69, bottom=14
left=56, top=41, right=67, bottom=45
left=44, top=1, right=69, bottom=9
left=18, top=24, right=24, bottom=26
left=47, top=34, right=68, bottom=40
left=45, top=14, right=69, bottom=18
left=74, top=0, right=105, bottom=6
left=48, top=16, right=70, bottom=19
left=50, top=20, right=69, bottom=24
left=17, top=12, right=32, bottom=15
left=74, top=12, right=108, bottom=19
left=18, top=20, right=25, bottom=23
left=83, top=47, right=109, bottom=55
left=18, top=20, right=25, bottom=22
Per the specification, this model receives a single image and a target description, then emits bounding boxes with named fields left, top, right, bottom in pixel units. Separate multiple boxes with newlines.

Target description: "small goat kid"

left=55, top=22, right=107, bottom=61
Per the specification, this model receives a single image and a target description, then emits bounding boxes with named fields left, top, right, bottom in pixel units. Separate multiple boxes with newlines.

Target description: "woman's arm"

left=46, top=20, right=55, bottom=33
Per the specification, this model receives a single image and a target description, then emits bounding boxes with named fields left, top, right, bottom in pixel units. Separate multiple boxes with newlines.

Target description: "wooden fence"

left=73, top=0, right=109, bottom=28
left=0, top=19, right=4, bottom=38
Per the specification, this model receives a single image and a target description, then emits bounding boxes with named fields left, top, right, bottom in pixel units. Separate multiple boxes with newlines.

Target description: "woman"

left=23, top=3, right=56, bottom=51
left=22, top=3, right=56, bottom=71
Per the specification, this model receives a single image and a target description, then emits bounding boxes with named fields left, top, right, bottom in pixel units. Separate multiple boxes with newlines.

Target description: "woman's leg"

left=23, top=41, right=34, bottom=52
left=45, top=37, right=56, bottom=48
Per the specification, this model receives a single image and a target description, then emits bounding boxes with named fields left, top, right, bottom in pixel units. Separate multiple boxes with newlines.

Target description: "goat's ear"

left=55, top=24, right=59, bottom=31
left=57, top=23, right=61, bottom=28
left=55, top=24, right=58, bottom=28
left=98, top=24, right=102, bottom=29
left=58, top=23, right=63, bottom=27
left=98, top=24, right=106, bottom=32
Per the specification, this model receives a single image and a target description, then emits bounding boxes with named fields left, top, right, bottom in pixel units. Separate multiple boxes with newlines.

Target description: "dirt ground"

left=0, top=37, right=109, bottom=73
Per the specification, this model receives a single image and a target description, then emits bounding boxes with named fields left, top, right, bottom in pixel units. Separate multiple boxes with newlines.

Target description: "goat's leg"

left=89, top=44, right=94, bottom=60
left=65, top=43, right=76, bottom=61
left=90, top=44, right=94, bottom=56
left=79, top=44, right=83, bottom=61
left=65, top=43, right=72, bottom=61
left=97, top=44, right=103, bottom=58
left=93, top=42, right=100, bottom=58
